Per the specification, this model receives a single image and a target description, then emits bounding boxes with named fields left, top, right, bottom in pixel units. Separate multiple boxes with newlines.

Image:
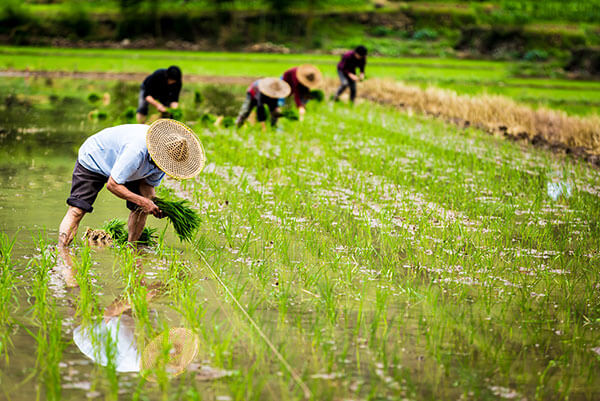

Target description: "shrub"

left=523, top=49, right=549, bottom=62
left=413, top=28, right=438, bottom=41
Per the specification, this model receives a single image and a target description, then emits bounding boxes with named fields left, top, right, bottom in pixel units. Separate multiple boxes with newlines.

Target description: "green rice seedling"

left=28, top=234, right=65, bottom=401
left=0, top=232, right=18, bottom=362
left=122, top=106, right=137, bottom=123
left=102, top=218, right=128, bottom=245
left=74, top=244, right=101, bottom=325
left=153, top=197, right=201, bottom=242
left=87, top=92, right=101, bottom=103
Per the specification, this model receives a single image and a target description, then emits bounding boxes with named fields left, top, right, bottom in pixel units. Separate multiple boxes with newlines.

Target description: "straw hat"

left=146, top=119, right=205, bottom=180
left=257, top=77, right=291, bottom=98
left=141, top=327, right=200, bottom=380
left=296, top=64, right=323, bottom=89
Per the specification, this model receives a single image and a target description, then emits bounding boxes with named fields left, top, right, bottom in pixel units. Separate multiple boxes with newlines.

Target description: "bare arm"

left=106, top=176, right=161, bottom=217
left=144, top=95, right=167, bottom=113
left=169, top=101, right=179, bottom=108
left=347, top=72, right=359, bottom=81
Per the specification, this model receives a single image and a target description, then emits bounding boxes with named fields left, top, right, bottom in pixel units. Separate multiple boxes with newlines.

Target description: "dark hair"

left=355, top=45, right=367, bottom=56
left=167, top=66, right=182, bottom=82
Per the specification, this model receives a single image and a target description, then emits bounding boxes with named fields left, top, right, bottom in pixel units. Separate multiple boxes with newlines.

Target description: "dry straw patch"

left=325, top=78, right=600, bottom=156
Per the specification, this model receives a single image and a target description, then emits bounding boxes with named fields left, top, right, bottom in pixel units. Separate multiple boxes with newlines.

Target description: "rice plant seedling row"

left=1, top=88, right=600, bottom=400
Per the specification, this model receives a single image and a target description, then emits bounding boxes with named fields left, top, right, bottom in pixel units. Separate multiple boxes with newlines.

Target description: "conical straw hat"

left=146, top=119, right=205, bottom=180
left=257, top=77, right=291, bottom=98
left=296, top=64, right=323, bottom=89
left=140, top=327, right=200, bottom=380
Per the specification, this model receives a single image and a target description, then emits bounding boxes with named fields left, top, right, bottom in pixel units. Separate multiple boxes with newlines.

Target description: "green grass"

left=1, top=46, right=599, bottom=116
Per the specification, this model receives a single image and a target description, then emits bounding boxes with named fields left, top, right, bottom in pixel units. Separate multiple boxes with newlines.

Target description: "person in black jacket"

left=136, top=66, right=182, bottom=123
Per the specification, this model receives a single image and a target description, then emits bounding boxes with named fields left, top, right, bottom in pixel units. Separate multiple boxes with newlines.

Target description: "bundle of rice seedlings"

left=280, top=108, right=299, bottom=121
left=153, top=197, right=200, bottom=242
left=221, top=116, right=236, bottom=128
left=200, top=113, right=217, bottom=126
left=139, top=227, right=158, bottom=247
left=101, top=218, right=158, bottom=246
left=161, top=108, right=184, bottom=122
left=102, top=218, right=128, bottom=245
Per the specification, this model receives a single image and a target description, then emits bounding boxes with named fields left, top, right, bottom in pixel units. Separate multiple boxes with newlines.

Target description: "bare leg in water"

left=57, top=206, right=86, bottom=287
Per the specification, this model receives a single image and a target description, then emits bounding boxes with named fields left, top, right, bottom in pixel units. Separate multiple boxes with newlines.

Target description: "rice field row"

left=1, top=82, right=600, bottom=399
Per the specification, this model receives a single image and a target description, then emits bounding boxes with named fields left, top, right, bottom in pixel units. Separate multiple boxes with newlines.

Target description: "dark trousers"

left=334, top=69, right=357, bottom=102
left=236, top=94, right=278, bottom=127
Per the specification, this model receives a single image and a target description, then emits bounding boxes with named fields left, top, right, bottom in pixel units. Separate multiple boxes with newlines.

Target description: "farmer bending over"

left=236, top=78, right=291, bottom=131
left=58, top=119, right=205, bottom=252
left=280, top=64, right=323, bottom=122
left=333, top=45, right=367, bottom=103
left=136, top=66, right=182, bottom=123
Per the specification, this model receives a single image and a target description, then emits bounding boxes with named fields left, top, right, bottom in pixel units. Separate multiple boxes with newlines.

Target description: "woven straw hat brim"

left=140, top=327, right=200, bottom=381
left=296, top=64, right=323, bottom=89
left=147, top=119, right=205, bottom=180
left=257, top=78, right=291, bottom=98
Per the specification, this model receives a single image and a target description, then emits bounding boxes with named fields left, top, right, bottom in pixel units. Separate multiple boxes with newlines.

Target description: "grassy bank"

left=2, top=0, right=599, bottom=64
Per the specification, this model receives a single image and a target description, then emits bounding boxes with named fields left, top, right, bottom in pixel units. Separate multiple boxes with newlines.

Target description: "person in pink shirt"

left=280, top=64, right=323, bottom=121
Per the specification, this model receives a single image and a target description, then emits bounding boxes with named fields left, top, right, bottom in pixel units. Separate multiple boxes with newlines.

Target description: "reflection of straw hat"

left=146, top=119, right=206, bottom=180
left=141, top=328, right=200, bottom=380
left=296, top=64, right=323, bottom=89
left=257, top=78, right=291, bottom=98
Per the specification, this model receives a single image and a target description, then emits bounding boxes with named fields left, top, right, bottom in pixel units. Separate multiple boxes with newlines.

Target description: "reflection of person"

left=236, top=78, right=291, bottom=131
left=72, top=268, right=198, bottom=377
left=280, top=64, right=323, bottom=122
left=333, top=45, right=367, bottom=103
left=57, top=119, right=205, bottom=254
left=136, top=66, right=182, bottom=123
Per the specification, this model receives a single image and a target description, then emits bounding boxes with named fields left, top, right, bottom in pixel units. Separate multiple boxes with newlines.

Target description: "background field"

left=2, top=46, right=600, bottom=116
left=1, top=67, right=600, bottom=400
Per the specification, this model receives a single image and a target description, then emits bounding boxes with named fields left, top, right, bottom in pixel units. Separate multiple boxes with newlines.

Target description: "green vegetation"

left=1, top=82, right=600, bottom=399
left=1, top=0, right=598, bottom=63
left=1, top=46, right=599, bottom=116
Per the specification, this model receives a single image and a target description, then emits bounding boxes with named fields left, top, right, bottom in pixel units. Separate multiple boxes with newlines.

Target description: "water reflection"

left=69, top=258, right=199, bottom=378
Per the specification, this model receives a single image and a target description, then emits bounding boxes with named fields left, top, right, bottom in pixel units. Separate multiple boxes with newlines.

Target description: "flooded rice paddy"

left=1, top=76, right=600, bottom=400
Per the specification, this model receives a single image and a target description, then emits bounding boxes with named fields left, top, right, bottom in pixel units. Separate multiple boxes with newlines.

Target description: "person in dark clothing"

left=236, top=78, right=291, bottom=131
left=333, top=45, right=367, bottom=103
left=280, top=64, right=323, bottom=122
left=136, top=66, right=182, bottom=123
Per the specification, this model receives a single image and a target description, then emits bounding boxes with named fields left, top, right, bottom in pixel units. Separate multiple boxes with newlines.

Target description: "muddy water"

left=0, top=95, right=188, bottom=399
